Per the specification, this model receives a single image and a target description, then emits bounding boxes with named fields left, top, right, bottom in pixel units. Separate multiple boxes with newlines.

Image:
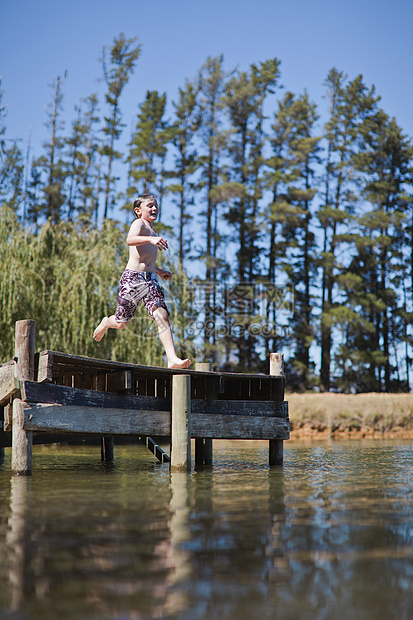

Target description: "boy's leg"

left=93, top=315, right=128, bottom=341
left=152, top=307, right=191, bottom=369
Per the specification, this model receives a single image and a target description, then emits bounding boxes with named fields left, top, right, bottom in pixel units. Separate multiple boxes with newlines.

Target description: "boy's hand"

left=157, top=269, right=172, bottom=280
left=151, top=237, right=168, bottom=251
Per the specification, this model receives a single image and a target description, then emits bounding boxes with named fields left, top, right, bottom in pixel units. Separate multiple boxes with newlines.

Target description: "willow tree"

left=0, top=208, right=194, bottom=367
left=101, top=33, right=141, bottom=219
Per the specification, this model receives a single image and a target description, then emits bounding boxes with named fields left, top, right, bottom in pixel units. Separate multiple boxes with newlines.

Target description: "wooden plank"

left=22, top=403, right=289, bottom=440
left=192, top=413, right=290, bottom=440
left=23, top=403, right=171, bottom=435
left=20, top=380, right=287, bottom=419
left=20, top=380, right=170, bottom=411
left=36, top=351, right=53, bottom=382
left=142, top=436, right=170, bottom=463
left=36, top=350, right=286, bottom=383
left=0, top=377, right=20, bottom=406
left=191, top=399, right=288, bottom=417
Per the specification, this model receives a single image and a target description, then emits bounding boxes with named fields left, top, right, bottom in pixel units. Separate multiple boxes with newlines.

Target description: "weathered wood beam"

left=141, top=436, right=170, bottom=463
left=0, top=377, right=20, bottom=407
left=18, top=381, right=288, bottom=418
left=20, top=380, right=170, bottom=411
left=23, top=404, right=170, bottom=436
left=22, top=403, right=289, bottom=440
left=0, top=361, right=16, bottom=384
left=191, top=399, right=288, bottom=417
left=35, top=350, right=286, bottom=385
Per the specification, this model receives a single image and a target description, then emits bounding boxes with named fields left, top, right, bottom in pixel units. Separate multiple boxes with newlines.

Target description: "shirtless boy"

left=93, top=194, right=191, bottom=369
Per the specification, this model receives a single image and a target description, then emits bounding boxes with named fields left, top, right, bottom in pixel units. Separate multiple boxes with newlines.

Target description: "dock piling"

left=269, top=352, right=284, bottom=466
left=195, top=362, right=213, bottom=467
left=101, top=436, right=114, bottom=462
left=12, top=320, right=35, bottom=475
left=171, top=374, right=191, bottom=472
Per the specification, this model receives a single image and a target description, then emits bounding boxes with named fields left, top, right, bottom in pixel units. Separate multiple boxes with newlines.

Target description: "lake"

left=1, top=439, right=412, bottom=619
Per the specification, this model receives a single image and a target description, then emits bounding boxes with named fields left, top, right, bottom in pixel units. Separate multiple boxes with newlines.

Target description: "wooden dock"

left=0, top=320, right=289, bottom=474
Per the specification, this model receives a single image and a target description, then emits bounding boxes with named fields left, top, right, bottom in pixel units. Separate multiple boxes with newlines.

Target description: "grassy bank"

left=287, top=392, right=413, bottom=440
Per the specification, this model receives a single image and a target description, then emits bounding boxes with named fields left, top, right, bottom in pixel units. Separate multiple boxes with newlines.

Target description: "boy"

left=93, top=194, right=191, bottom=369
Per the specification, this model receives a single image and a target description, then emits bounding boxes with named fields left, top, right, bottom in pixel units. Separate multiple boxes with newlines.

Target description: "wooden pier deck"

left=0, top=320, right=289, bottom=473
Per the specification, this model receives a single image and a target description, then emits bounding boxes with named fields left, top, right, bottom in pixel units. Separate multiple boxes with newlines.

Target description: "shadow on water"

left=0, top=440, right=413, bottom=619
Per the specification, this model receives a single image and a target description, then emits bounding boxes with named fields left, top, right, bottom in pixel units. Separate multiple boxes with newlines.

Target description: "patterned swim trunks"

left=114, top=269, right=169, bottom=322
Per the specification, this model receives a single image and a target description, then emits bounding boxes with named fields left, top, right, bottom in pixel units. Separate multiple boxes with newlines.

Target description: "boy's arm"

left=127, top=219, right=168, bottom=250
left=155, top=266, right=172, bottom=280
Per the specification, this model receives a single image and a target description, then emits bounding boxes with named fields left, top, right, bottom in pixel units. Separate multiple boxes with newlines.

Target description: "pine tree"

left=266, top=92, right=320, bottom=389
left=168, top=79, right=201, bottom=268
left=0, top=79, right=25, bottom=214
left=318, top=70, right=379, bottom=390
left=343, top=110, right=413, bottom=391
left=197, top=55, right=228, bottom=363
left=264, top=92, right=300, bottom=357
left=35, top=72, right=68, bottom=223
left=126, top=90, right=169, bottom=217
left=25, top=162, right=43, bottom=230
left=101, top=33, right=141, bottom=219
left=222, top=59, right=280, bottom=370
left=66, top=94, right=100, bottom=222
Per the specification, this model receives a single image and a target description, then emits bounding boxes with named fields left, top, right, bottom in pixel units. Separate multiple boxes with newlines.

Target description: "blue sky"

left=1, top=0, right=413, bottom=164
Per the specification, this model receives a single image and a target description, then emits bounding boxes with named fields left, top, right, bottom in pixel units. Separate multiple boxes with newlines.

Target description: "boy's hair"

left=133, top=194, right=158, bottom=217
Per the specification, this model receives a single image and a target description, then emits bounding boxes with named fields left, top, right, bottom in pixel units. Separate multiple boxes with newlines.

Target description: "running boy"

left=93, top=194, right=191, bottom=369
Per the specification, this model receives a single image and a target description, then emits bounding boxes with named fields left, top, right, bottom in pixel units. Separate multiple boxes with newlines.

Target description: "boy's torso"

left=125, top=219, right=158, bottom=273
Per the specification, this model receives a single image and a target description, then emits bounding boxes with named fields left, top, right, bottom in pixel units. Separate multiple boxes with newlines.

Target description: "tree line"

left=1, top=33, right=413, bottom=393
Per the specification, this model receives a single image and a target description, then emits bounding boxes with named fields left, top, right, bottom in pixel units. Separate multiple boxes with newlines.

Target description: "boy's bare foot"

left=93, top=317, right=109, bottom=342
left=168, top=358, right=192, bottom=369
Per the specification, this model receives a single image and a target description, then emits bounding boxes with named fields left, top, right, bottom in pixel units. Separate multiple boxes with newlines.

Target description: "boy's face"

left=135, top=198, right=159, bottom=222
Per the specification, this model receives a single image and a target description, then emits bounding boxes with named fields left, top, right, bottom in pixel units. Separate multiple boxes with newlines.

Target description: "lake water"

left=0, top=440, right=412, bottom=620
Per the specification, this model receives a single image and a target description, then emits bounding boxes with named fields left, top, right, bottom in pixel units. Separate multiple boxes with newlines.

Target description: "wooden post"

left=171, top=374, right=191, bottom=472
left=12, top=320, right=35, bottom=475
left=195, top=362, right=213, bottom=467
left=269, top=352, right=284, bottom=466
left=101, top=436, right=114, bottom=462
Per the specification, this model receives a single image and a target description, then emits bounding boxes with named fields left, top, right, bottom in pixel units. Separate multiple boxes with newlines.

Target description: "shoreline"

left=286, top=392, right=413, bottom=441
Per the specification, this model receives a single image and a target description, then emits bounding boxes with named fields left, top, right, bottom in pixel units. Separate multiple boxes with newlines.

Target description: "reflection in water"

left=7, top=476, right=33, bottom=611
left=164, top=473, right=192, bottom=615
left=0, top=441, right=412, bottom=619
